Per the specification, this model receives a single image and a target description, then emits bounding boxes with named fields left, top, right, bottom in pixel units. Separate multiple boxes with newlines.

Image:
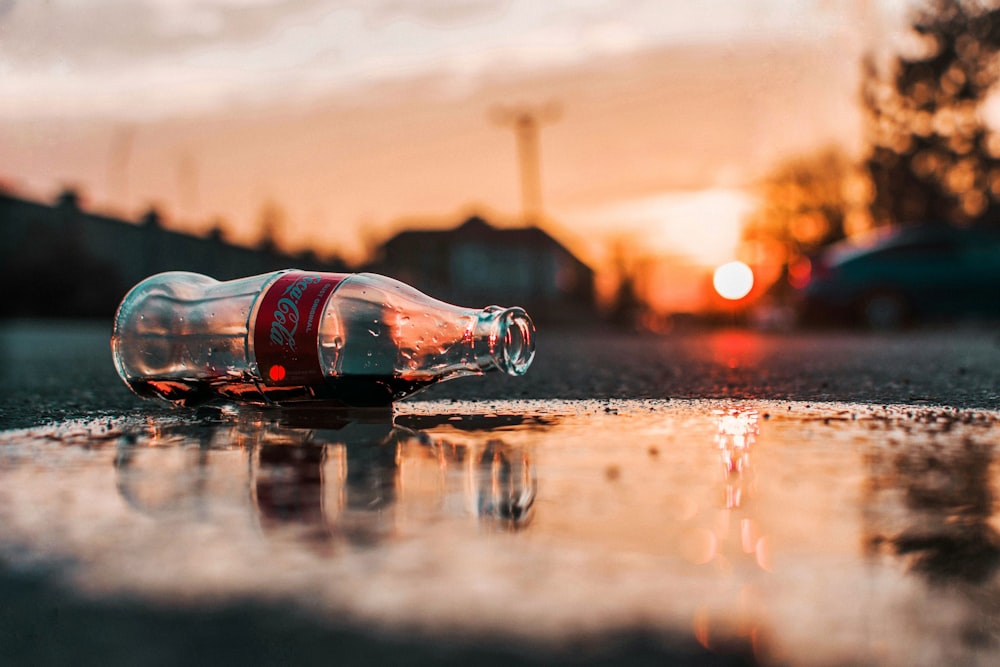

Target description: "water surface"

left=1, top=399, right=998, bottom=665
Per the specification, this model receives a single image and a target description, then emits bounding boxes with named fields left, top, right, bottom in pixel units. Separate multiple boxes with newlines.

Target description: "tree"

left=863, top=0, right=1000, bottom=227
left=604, top=236, right=649, bottom=329
left=741, top=147, right=866, bottom=291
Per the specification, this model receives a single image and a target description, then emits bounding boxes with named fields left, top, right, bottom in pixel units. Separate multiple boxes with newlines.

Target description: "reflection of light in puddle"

left=0, top=400, right=999, bottom=666
left=679, top=526, right=717, bottom=564
left=684, top=407, right=771, bottom=655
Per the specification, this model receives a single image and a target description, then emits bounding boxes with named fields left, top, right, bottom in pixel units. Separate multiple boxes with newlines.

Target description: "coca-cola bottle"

left=111, top=270, right=535, bottom=408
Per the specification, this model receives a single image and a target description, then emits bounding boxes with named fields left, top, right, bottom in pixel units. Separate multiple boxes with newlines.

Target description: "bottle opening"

left=493, top=307, right=535, bottom=376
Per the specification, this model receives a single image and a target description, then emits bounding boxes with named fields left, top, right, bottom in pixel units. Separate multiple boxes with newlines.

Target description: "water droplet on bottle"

left=368, top=328, right=379, bottom=337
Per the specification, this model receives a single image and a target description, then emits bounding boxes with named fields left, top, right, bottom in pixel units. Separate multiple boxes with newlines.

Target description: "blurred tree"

left=605, top=236, right=650, bottom=329
left=741, top=147, right=866, bottom=291
left=863, top=0, right=1000, bottom=226
left=206, top=218, right=228, bottom=244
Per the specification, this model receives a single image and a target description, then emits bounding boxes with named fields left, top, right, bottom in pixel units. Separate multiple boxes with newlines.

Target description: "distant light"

left=713, top=261, right=754, bottom=300
left=788, top=256, right=812, bottom=289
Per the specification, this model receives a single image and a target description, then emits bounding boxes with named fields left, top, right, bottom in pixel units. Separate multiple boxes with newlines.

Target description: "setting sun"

left=713, top=261, right=754, bottom=300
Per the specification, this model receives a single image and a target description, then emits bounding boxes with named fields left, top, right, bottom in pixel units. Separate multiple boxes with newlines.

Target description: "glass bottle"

left=111, top=270, right=535, bottom=408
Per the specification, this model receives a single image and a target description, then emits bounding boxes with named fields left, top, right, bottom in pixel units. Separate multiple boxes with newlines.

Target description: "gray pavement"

left=3, top=321, right=1000, bottom=430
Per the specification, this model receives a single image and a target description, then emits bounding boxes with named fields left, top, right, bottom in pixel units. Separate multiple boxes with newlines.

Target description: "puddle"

left=1, top=399, right=999, bottom=665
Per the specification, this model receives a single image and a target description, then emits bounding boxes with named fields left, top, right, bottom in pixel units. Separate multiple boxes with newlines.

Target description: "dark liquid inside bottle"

left=129, top=375, right=436, bottom=409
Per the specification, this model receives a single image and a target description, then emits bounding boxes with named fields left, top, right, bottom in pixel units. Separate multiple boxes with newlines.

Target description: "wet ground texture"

left=3, top=323, right=1000, bottom=430
left=2, top=322, right=1000, bottom=666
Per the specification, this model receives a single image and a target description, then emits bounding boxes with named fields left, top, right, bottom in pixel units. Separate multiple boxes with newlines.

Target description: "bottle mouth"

left=492, top=307, right=535, bottom=376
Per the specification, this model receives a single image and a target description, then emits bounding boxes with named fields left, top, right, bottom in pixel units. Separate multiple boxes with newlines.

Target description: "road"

left=2, top=320, right=1000, bottom=666
left=3, top=322, right=999, bottom=430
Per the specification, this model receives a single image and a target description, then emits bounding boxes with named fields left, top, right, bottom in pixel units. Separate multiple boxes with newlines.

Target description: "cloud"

left=0, top=0, right=871, bottom=121
left=0, top=0, right=639, bottom=118
left=359, top=0, right=511, bottom=27
left=0, top=0, right=518, bottom=71
left=0, top=0, right=332, bottom=68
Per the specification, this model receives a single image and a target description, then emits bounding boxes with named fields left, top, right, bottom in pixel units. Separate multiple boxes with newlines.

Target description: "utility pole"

left=492, top=103, right=560, bottom=225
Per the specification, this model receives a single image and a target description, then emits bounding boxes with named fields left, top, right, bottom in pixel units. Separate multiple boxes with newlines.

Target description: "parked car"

left=795, top=223, right=1000, bottom=329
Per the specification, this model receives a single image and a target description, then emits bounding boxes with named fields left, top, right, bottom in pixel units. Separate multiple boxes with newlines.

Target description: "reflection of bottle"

left=252, top=420, right=400, bottom=546
left=114, top=412, right=537, bottom=546
left=477, top=439, right=536, bottom=525
left=112, top=270, right=535, bottom=408
left=254, top=442, right=327, bottom=528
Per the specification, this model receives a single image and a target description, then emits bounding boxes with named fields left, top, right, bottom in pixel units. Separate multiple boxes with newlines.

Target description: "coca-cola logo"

left=255, top=271, right=345, bottom=386
left=268, top=274, right=321, bottom=350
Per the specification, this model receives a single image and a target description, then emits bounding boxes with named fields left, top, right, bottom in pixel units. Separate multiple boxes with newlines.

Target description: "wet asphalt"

left=2, top=321, right=1000, bottom=667
left=2, top=321, right=999, bottom=431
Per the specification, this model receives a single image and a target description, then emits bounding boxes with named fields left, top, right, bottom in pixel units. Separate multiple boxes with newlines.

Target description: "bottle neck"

left=472, top=306, right=535, bottom=376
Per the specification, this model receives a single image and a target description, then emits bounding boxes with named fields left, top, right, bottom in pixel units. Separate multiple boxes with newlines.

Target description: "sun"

left=713, top=261, right=754, bottom=300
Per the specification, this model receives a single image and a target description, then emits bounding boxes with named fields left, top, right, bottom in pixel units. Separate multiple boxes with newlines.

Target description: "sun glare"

left=713, top=261, right=754, bottom=300
left=569, top=188, right=753, bottom=268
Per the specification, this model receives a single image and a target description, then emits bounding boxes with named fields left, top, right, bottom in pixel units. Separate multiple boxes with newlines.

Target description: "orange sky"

left=0, top=0, right=918, bottom=311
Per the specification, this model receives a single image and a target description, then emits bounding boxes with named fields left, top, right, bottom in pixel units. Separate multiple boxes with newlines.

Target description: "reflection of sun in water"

left=713, top=261, right=754, bottom=300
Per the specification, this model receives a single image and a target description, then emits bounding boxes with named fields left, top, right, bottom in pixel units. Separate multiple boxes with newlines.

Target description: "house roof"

left=382, top=215, right=590, bottom=269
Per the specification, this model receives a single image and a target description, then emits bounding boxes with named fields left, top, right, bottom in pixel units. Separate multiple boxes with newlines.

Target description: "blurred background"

left=2, top=0, right=999, bottom=329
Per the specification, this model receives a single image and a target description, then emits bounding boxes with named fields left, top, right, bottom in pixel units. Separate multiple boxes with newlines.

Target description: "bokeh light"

left=713, top=261, right=754, bottom=300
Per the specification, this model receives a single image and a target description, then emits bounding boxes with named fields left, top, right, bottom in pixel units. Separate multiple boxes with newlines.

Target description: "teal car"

left=796, top=223, right=1000, bottom=329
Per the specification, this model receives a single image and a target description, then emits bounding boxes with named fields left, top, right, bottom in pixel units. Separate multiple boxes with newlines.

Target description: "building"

left=367, top=215, right=596, bottom=322
left=1, top=190, right=596, bottom=322
left=0, top=189, right=345, bottom=318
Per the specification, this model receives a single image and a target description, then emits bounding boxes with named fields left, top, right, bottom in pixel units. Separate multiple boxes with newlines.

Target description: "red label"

left=253, top=271, right=345, bottom=386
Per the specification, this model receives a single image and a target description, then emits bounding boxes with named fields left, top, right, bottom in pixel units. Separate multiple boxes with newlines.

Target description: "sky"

left=0, top=0, right=919, bottom=310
